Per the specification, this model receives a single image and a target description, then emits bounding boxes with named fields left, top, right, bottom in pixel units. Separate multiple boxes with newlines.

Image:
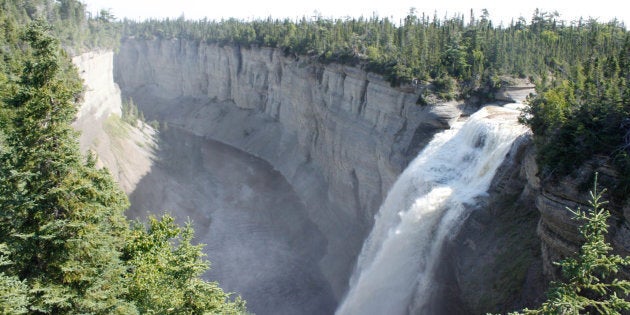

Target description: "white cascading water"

left=336, top=105, right=529, bottom=315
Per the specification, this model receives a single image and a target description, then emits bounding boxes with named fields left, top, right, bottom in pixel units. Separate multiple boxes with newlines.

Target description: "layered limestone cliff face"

left=76, top=50, right=339, bottom=315
left=72, top=51, right=156, bottom=194
left=113, top=38, right=462, bottom=299
left=72, top=42, right=548, bottom=313
left=73, top=47, right=630, bottom=313
left=535, top=162, right=630, bottom=280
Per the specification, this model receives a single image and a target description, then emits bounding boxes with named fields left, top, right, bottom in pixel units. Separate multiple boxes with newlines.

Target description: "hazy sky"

left=82, top=0, right=629, bottom=26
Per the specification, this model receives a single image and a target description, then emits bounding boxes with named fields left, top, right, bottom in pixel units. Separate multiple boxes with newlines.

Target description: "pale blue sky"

left=82, top=0, right=629, bottom=26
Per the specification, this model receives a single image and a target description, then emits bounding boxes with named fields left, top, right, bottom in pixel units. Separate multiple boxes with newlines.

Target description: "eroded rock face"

left=72, top=51, right=157, bottom=194
left=495, top=79, right=536, bottom=104
left=72, top=46, right=630, bottom=314
left=72, top=41, right=555, bottom=313
left=71, top=37, right=589, bottom=315
left=73, top=51, right=122, bottom=120
left=427, top=134, right=545, bottom=315
left=113, top=38, right=462, bottom=299
left=535, top=163, right=630, bottom=280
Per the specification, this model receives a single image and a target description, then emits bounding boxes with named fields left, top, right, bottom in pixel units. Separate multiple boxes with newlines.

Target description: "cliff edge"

left=113, top=38, right=463, bottom=299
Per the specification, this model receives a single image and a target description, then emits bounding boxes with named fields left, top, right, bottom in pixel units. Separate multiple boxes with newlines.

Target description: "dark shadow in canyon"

left=126, top=126, right=336, bottom=315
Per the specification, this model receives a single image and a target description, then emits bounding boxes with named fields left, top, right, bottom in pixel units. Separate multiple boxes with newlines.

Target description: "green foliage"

left=0, top=244, right=29, bottom=314
left=522, top=30, right=630, bottom=196
left=512, top=175, right=630, bottom=314
left=0, top=20, right=133, bottom=313
left=433, top=74, right=457, bottom=100
left=0, top=0, right=120, bottom=53
left=123, top=215, right=246, bottom=314
left=121, top=97, right=145, bottom=125
left=0, top=17, right=245, bottom=314
left=120, top=10, right=627, bottom=99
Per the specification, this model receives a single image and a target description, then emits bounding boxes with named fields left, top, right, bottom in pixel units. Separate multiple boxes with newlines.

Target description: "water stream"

left=336, top=105, right=528, bottom=315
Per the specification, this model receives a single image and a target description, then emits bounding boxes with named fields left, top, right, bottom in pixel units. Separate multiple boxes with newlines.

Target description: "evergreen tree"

left=123, top=215, right=246, bottom=314
left=0, top=244, right=29, bottom=314
left=0, top=20, right=134, bottom=313
left=0, top=19, right=246, bottom=314
left=514, top=175, right=630, bottom=314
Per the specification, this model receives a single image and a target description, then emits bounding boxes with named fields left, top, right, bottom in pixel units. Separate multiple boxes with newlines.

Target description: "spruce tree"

left=123, top=215, right=246, bottom=314
left=514, top=175, right=630, bottom=314
left=0, top=244, right=29, bottom=314
left=0, top=21, right=134, bottom=313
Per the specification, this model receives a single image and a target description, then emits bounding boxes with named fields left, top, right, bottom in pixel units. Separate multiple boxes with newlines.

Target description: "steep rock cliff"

left=72, top=51, right=157, bottom=194
left=73, top=51, right=122, bottom=119
left=536, top=162, right=630, bottom=280
left=98, top=37, right=557, bottom=314
left=430, top=135, right=545, bottom=314
left=70, top=41, right=630, bottom=314
left=113, top=38, right=462, bottom=298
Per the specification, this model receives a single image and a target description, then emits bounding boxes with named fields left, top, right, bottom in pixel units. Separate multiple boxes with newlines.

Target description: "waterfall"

left=336, top=105, right=528, bottom=315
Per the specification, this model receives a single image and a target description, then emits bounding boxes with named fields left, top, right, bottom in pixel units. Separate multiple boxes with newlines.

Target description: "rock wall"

left=75, top=44, right=630, bottom=313
left=73, top=51, right=122, bottom=120
left=72, top=51, right=157, bottom=194
left=535, top=162, right=630, bottom=280
left=75, top=37, right=630, bottom=314
left=431, top=135, right=545, bottom=314
left=61, top=39, right=553, bottom=314
left=113, top=38, right=462, bottom=298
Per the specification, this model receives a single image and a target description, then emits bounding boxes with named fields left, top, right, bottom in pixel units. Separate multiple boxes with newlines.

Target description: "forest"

left=121, top=10, right=630, bottom=195
left=0, top=0, right=629, bottom=313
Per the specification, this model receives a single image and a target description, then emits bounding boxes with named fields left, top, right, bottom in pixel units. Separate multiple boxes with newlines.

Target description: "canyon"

left=71, top=39, right=629, bottom=314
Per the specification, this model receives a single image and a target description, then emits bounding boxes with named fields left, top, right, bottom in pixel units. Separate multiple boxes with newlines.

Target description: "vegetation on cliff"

left=122, top=10, right=630, bottom=196
left=120, top=11, right=630, bottom=191
left=0, top=0, right=628, bottom=312
left=0, top=0, right=120, bottom=51
left=514, top=177, right=630, bottom=314
left=523, top=39, right=630, bottom=197
left=0, top=1, right=245, bottom=313
left=120, top=10, right=624, bottom=95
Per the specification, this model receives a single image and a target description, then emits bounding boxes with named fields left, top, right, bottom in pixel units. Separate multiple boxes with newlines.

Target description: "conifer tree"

left=0, top=20, right=134, bottom=313
left=0, top=244, right=29, bottom=314
left=514, top=175, right=630, bottom=314
left=123, top=215, right=246, bottom=314
left=0, top=7, right=246, bottom=314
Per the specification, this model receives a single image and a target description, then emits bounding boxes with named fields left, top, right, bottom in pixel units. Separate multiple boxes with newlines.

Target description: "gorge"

left=2, top=2, right=630, bottom=313
left=72, top=38, right=616, bottom=314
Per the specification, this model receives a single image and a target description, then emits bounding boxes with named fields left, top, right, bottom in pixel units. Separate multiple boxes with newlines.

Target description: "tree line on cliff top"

left=0, top=0, right=629, bottom=313
left=123, top=9, right=630, bottom=196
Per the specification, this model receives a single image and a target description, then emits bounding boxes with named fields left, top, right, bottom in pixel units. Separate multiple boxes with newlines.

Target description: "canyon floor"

left=126, top=127, right=336, bottom=315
